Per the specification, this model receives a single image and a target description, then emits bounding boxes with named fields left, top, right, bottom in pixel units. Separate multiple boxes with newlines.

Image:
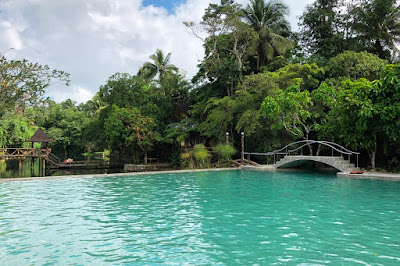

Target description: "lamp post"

left=226, top=132, right=229, bottom=145
left=241, top=132, right=244, bottom=161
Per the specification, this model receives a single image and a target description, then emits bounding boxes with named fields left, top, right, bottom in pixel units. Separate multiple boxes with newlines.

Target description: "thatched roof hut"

left=25, top=128, right=53, bottom=143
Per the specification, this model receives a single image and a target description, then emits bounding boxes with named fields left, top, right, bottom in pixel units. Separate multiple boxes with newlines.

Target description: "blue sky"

left=142, top=0, right=187, bottom=13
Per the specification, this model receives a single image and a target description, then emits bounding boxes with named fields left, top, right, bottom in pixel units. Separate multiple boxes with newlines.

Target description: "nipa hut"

left=25, top=128, right=53, bottom=148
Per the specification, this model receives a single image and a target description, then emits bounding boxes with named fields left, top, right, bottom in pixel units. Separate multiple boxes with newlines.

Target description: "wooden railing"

left=61, top=160, right=109, bottom=166
left=0, top=148, right=52, bottom=158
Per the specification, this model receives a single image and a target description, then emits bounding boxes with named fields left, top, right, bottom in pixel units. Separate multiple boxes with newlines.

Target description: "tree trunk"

left=304, top=132, right=313, bottom=155
left=374, top=39, right=384, bottom=58
left=369, top=150, right=376, bottom=169
left=368, top=134, right=378, bottom=169
left=316, top=144, right=322, bottom=156
left=307, top=144, right=313, bottom=155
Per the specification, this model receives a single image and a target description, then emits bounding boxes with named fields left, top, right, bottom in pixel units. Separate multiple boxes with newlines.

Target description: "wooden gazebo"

left=25, top=128, right=53, bottom=147
left=0, top=129, right=57, bottom=177
left=24, top=128, right=53, bottom=177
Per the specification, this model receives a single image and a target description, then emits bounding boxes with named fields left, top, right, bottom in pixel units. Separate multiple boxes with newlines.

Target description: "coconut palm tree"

left=84, top=92, right=106, bottom=117
left=243, top=0, right=293, bottom=71
left=140, top=49, right=178, bottom=81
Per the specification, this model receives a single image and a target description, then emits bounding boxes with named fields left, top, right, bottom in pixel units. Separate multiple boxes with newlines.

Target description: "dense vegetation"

left=1, top=0, right=399, bottom=171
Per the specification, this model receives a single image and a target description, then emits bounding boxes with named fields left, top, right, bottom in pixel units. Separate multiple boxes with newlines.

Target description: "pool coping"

left=0, top=168, right=237, bottom=182
left=1, top=167, right=400, bottom=182
left=337, top=171, right=400, bottom=181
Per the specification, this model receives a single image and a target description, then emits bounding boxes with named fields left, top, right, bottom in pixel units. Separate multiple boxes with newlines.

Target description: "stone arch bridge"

left=243, top=140, right=360, bottom=173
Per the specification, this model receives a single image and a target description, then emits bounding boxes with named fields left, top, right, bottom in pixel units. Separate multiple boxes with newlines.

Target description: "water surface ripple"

left=1, top=170, right=399, bottom=265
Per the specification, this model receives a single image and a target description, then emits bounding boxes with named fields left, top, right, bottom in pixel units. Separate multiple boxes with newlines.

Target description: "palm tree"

left=84, top=93, right=106, bottom=117
left=243, top=0, right=293, bottom=71
left=140, top=49, right=178, bottom=81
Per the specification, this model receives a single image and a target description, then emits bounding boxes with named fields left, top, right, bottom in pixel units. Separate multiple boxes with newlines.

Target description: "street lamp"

left=241, top=132, right=244, bottom=161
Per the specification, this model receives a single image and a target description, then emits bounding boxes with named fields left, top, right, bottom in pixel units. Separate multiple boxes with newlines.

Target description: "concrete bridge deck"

left=240, top=156, right=358, bottom=173
left=275, top=155, right=358, bottom=172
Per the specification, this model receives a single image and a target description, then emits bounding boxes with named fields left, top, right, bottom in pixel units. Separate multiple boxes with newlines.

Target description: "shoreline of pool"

left=1, top=167, right=400, bottom=182
left=0, top=168, right=236, bottom=182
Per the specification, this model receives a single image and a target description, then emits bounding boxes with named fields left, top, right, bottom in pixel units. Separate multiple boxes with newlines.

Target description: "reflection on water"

left=0, top=159, right=43, bottom=178
left=0, top=159, right=6, bottom=173
left=48, top=167, right=123, bottom=177
left=0, top=159, right=123, bottom=178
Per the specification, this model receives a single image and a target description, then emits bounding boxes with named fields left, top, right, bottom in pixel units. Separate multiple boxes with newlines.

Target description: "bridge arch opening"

left=275, top=159, right=340, bottom=172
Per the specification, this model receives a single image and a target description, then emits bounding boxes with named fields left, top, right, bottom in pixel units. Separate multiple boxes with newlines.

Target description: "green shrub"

left=180, top=150, right=194, bottom=169
left=213, top=143, right=236, bottom=160
left=192, top=144, right=211, bottom=168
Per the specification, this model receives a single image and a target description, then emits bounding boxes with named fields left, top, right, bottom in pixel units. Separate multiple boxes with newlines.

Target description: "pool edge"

left=0, top=168, right=238, bottom=182
left=2, top=167, right=400, bottom=182
left=337, top=171, right=400, bottom=181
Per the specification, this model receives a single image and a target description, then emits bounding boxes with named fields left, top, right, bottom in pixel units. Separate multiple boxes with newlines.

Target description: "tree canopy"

left=0, top=55, right=70, bottom=117
left=243, top=0, right=293, bottom=70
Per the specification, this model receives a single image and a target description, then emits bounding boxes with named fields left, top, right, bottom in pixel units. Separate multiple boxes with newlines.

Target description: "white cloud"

left=0, top=0, right=310, bottom=103
left=0, top=21, right=24, bottom=50
left=46, top=85, right=94, bottom=104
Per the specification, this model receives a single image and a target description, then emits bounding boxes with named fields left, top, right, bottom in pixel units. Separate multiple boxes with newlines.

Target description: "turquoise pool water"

left=1, top=170, right=399, bottom=265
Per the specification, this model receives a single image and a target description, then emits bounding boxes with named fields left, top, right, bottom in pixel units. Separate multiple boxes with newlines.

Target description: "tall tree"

left=313, top=63, right=400, bottom=168
left=37, top=100, right=87, bottom=159
left=299, top=0, right=348, bottom=60
left=0, top=54, right=70, bottom=117
left=353, top=0, right=400, bottom=59
left=140, top=49, right=178, bottom=82
left=104, top=105, right=159, bottom=164
left=185, top=0, right=258, bottom=97
left=82, top=93, right=106, bottom=117
left=243, top=0, right=293, bottom=71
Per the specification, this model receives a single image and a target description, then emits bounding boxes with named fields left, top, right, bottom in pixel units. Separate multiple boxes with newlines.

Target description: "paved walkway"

left=337, top=171, right=400, bottom=181
left=242, top=165, right=400, bottom=181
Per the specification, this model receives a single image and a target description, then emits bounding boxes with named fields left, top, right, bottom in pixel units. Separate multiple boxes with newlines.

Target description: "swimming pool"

left=1, top=170, right=399, bottom=264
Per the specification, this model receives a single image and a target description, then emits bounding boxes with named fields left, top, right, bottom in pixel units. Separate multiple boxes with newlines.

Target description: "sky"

left=0, top=0, right=312, bottom=104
